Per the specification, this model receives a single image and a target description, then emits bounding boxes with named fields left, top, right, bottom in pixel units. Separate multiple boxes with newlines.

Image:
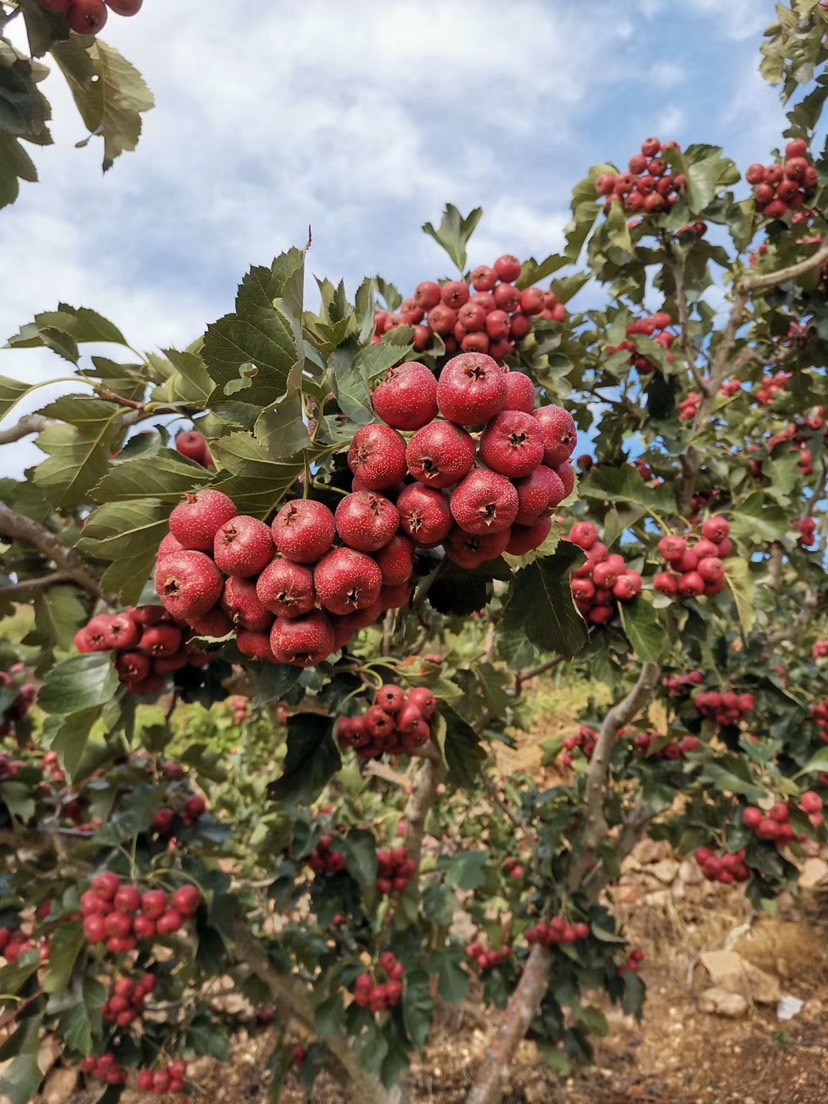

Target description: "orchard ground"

left=14, top=667, right=828, bottom=1104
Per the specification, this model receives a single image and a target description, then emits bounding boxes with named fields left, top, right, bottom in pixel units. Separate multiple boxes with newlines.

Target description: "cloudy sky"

left=0, top=0, right=786, bottom=467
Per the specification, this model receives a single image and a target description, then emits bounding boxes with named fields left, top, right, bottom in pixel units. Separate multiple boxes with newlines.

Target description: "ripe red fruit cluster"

left=37, top=0, right=142, bottom=37
left=102, top=973, right=156, bottom=1028
left=353, top=951, right=405, bottom=1012
left=794, top=517, right=817, bottom=547
left=80, top=873, right=201, bottom=951
left=653, top=518, right=732, bottom=601
left=175, top=430, right=214, bottom=469
left=810, top=701, right=828, bottom=744
left=74, top=604, right=211, bottom=697
left=525, top=918, right=590, bottom=946
left=368, top=353, right=576, bottom=563
left=502, top=856, right=525, bottom=880
left=607, top=312, right=675, bottom=374
left=136, top=1061, right=188, bottom=1095
left=560, top=723, right=598, bottom=766
left=80, top=1053, right=128, bottom=1086
left=756, top=369, right=792, bottom=406
left=567, top=522, right=642, bottom=625
left=337, top=683, right=436, bottom=759
left=374, top=253, right=566, bottom=359
left=594, top=137, right=686, bottom=215
left=741, top=802, right=798, bottom=843
left=619, top=948, right=645, bottom=975
left=0, top=665, right=36, bottom=737
left=798, top=790, right=824, bottom=827
left=746, top=139, right=818, bottom=221
left=228, top=694, right=250, bottom=724
left=662, top=670, right=704, bottom=697
left=376, top=847, right=417, bottom=895
left=466, top=940, right=510, bottom=971
left=632, top=731, right=700, bottom=760
left=812, top=641, right=828, bottom=660
left=0, top=926, right=46, bottom=965
left=152, top=792, right=206, bottom=837
left=695, top=847, right=750, bottom=884
left=678, top=390, right=702, bottom=422
left=693, top=690, right=755, bottom=727
left=308, top=834, right=347, bottom=875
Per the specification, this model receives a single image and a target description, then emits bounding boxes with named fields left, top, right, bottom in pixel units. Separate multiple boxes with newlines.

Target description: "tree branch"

left=0, top=503, right=104, bottom=599
left=664, top=238, right=709, bottom=394
left=513, top=655, right=564, bottom=696
left=0, top=414, right=50, bottom=445
left=0, top=572, right=78, bottom=600
left=567, top=661, right=660, bottom=893
left=403, top=749, right=441, bottom=872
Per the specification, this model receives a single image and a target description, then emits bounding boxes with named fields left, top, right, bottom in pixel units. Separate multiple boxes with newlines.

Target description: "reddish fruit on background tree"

left=347, top=425, right=407, bottom=491
left=372, top=362, right=439, bottom=430
left=169, top=490, right=238, bottom=552
left=450, top=470, right=519, bottom=535
left=271, top=500, right=336, bottom=564
left=406, top=421, right=477, bottom=489
left=436, top=352, right=507, bottom=426
left=154, top=551, right=224, bottom=620
left=67, top=0, right=107, bottom=32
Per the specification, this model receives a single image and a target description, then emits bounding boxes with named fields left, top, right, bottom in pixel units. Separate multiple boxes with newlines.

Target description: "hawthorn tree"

left=0, top=3, right=828, bottom=1104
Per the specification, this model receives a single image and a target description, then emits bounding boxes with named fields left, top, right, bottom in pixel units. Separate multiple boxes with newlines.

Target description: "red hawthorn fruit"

left=697, top=556, right=724, bottom=583
left=271, top=499, right=336, bottom=564
left=153, top=809, right=174, bottom=835
left=347, top=425, right=407, bottom=491
left=414, top=281, right=442, bottom=310
left=480, top=409, right=545, bottom=478
left=658, top=535, right=686, bottom=562
left=446, top=526, right=511, bottom=568
left=493, top=254, right=522, bottom=282
left=114, top=885, right=141, bottom=913
left=492, top=283, right=521, bottom=313
left=314, top=548, right=383, bottom=614
left=102, top=612, right=141, bottom=650
left=38, top=0, right=71, bottom=8
left=518, top=288, right=544, bottom=315
left=653, top=571, right=679, bottom=595
left=407, top=686, right=437, bottom=720
left=441, top=280, right=470, bottom=310
left=512, top=466, right=565, bottom=526
left=222, top=577, right=272, bottom=632
left=428, top=303, right=458, bottom=335
left=372, top=362, right=438, bottom=430
left=701, top=516, right=729, bottom=543
left=83, top=914, right=107, bottom=942
left=461, top=331, right=491, bottom=354
left=458, top=301, right=487, bottom=332
left=568, top=521, right=598, bottom=550
left=129, top=673, right=166, bottom=697
left=335, top=491, right=400, bottom=553
left=506, top=518, right=552, bottom=556
left=509, top=313, right=533, bottom=340
left=105, top=0, right=143, bottom=12
left=485, top=309, right=511, bottom=341
left=235, top=629, right=275, bottom=661
left=92, top=872, right=122, bottom=899
left=396, top=484, right=453, bottom=546
left=256, top=559, right=315, bottom=619
left=677, top=571, right=705, bottom=598
left=115, top=651, right=152, bottom=683
left=213, top=515, right=274, bottom=577
left=67, top=0, right=107, bottom=32
left=169, top=489, right=237, bottom=552
left=156, top=910, right=183, bottom=936
left=502, top=370, right=535, bottom=413
left=156, top=532, right=186, bottom=563
left=450, top=470, right=519, bottom=535
left=175, top=431, right=209, bottom=465
left=373, top=534, right=415, bottom=586
left=189, top=606, right=233, bottom=637
left=471, top=265, right=498, bottom=291
left=271, top=611, right=338, bottom=666
left=139, top=623, right=182, bottom=656
left=406, top=420, right=477, bottom=489
left=436, top=352, right=507, bottom=426
left=533, top=405, right=577, bottom=467
left=377, top=684, right=406, bottom=713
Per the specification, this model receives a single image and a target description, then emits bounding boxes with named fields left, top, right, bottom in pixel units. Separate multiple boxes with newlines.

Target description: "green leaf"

left=500, top=545, right=588, bottom=659
left=432, top=950, right=470, bottom=1003
left=723, top=559, right=756, bottom=635
left=50, top=37, right=154, bottom=171
left=152, top=348, right=213, bottom=405
left=314, top=993, right=346, bottom=1038
left=516, top=253, right=569, bottom=290
left=402, top=969, right=433, bottom=1048
left=438, top=850, right=488, bottom=891
left=91, top=448, right=212, bottom=502
left=421, top=204, right=483, bottom=271
left=798, top=748, right=828, bottom=777
left=76, top=499, right=172, bottom=604
left=43, top=706, right=105, bottom=778
left=699, top=761, right=763, bottom=801
left=32, top=398, right=121, bottom=507
left=203, top=252, right=305, bottom=407
left=0, top=132, right=38, bottom=210
left=255, top=389, right=312, bottom=458
left=581, top=466, right=674, bottom=513
left=38, top=652, right=118, bottom=715
left=684, top=145, right=740, bottom=214
left=44, top=923, right=84, bottom=996
left=339, top=829, right=377, bottom=889
left=0, top=375, right=41, bottom=419
left=32, top=585, right=88, bottom=650
left=0, top=1052, right=41, bottom=1104
left=439, top=705, right=485, bottom=788
left=331, top=341, right=406, bottom=425
left=212, top=432, right=311, bottom=518
left=268, top=713, right=341, bottom=805
left=619, top=600, right=665, bottom=663
left=249, top=662, right=301, bottom=706
left=621, top=972, right=646, bottom=1019
left=729, top=493, right=790, bottom=545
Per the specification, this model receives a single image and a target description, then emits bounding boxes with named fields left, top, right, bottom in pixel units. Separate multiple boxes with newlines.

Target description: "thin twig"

left=0, top=503, right=104, bottom=599
left=0, top=414, right=50, bottom=446
left=0, top=572, right=78, bottom=599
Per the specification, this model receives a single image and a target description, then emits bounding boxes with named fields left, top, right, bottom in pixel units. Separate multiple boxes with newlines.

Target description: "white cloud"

left=687, top=0, right=768, bottom=40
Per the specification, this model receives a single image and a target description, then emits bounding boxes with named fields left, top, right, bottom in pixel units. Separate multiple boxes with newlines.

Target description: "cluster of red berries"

left=810, top=701, right=828, bottom=744
left=102, top=973, right=156, bottom=1028
left=560, top=724, right=598, bottom=766
left=567, top=522, right=642, bottom=625
left=228, top=694, right=250, bottom=725
left=136, top=1061, right=188, bottom=1095
left=337, top=684, right=436, bottom=759
left=594, top=137, right=686, bottom=215
left=0, top=925, right=47, bottom=965
left=37, top=0, right=141, bottom=37
left=151, top=793, right=207, bottom=837
left=693, top=690, right=755, bottom=727
left=353, top=951, right=405, bottom=1012
left=695, top=848, right=751, bottom=884
left=525, top=918, right=590, bottom=946
left=632, top=731, right=700, bottom=760
left=80, top=1053, right=128, bottom=1086
left=797, top=791, right=825, bottom=827
left=308, top=834, right=347, bottom=875
left=175, top=430, right=214, bottom=469
left=374, top=254, right=566, bottom=359
left=742, top=803, right=799, bottom=843
left=74, top=604, right=211, bottom=697
left=812, top=641, right=828, bottom=660
left=794, top=517, right=817, bottom=547
left=662, top=670, right=704, bottom=697
left=502, top=856, right=525, bottom=880
left=376, top=847, right=417, bottom=895
left=607, top=312, right=675, bottom=375
left=80, top=873, right=201, bottom=950
left=619, top=948, right=645, bottom=975
left=653, top=517, right=732, bottom=601
left=0, top=664, right=36, bottom=737
left=757, top=370, right=792, bottom=406
left=678, top=391, right=702, bottom=422
left=466, top=940, right=510, bottom=971
left=746, top=140, right=818, bottom=221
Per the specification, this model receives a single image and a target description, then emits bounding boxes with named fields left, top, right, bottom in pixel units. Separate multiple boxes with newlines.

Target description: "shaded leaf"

left=269, top=713, right=341, bottom=805
left=500, top=545, right=588, bottom=659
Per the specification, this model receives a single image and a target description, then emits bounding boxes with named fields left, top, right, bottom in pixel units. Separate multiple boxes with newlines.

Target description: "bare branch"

left=664, top=238, right=709, bottom=394
left=0, top=414, right=50, bottom=446
left=513, top=654, right=564, bottom=696
left=403, top=750, right=441, bottom=872
left=740, top=241, right=828, bottom=293
left=0, top=572, right=78, bottom=600
left=0, top=503, right=104, bottom=599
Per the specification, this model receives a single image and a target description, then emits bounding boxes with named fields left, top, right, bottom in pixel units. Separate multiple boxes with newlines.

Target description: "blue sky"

left=0, top=0, right=789, bottom=472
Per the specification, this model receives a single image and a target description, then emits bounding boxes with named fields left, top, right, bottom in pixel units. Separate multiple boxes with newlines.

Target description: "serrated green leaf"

left=0, top=132, right=38, bottom=210
left=91, top=448, right=212, bottom=502
left=32, top=585, right=88, bottom=650
left=255, top=389, right=312, bottom=457
left=421, top=203, right=483, bottom=272
left=500, top=545, right=588, bottom=659
left=39, top=652, right=118, bottom=714
left=268, top=713, right=341, bottom=805
left=723, top=558, right=756, bottom=634
left=212, top=432, right=312, bottom=518
left=797, top=747, right=828, bottom=777
left=32, top=398, right=121, bottom=507
left=439, top=704, right=485, bottom=788
left=76, top=499, right=172, bottom=604
left=581, top=466, right=674, bottom=513
left=0, top=375, right=41, bottom=420
left=619, top=600, right=665, bottom=663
